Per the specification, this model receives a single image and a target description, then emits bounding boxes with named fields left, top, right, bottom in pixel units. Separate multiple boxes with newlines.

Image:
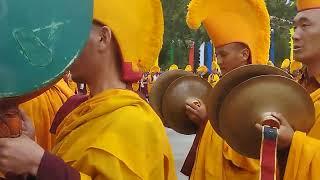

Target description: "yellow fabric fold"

left=283, top=132, right=320, bottom=180
left=283, top=87, right=320, bottom=179
left=67, top=80, right=78, bottom=94
left=20, top=79, right=74, bottom=150
left=52, top=89, right=176, bottom=180
left=305, top=88, right=320, bottom=138
left=190, top=122, right=260, bottom=180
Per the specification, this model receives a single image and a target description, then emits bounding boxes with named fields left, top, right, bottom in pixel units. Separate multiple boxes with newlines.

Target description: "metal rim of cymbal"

left=207, top=64, right=292, bottom=136
left=0, top=76, right=63, bottom=105
left=149, top=70, right=194, bottom=126
left=218, top=75, right=315, bottom=159
left=162, top=75, right=212, bottom=135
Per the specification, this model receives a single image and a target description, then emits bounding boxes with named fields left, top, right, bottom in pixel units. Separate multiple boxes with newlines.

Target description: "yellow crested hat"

left=187, top=0, right=270, bottom=65
left=297, top=0, right=320, bottom=12
left=150, top=65, right=161, bottom=73
left=94, top=0, right=164, bottom=82
left=267, top=61, right=275, bottom=67
left=169, top=64, right=179, bottom=71
left=213, top=74, right=220, bottom=82
left=185, top=65, right=193, bottom=72
left=281, top=59, right=290, bottom=69
left=212, top=61, right=220, bottom=71
left=197, top=65, right=208, bottom=74
left=290, top=60, right=303, bottom=74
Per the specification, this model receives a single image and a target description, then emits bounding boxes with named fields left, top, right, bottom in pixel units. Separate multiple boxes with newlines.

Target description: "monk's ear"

left=97, top=25, right=112, bottom=52
left=240, top=48, right=250, bottom=63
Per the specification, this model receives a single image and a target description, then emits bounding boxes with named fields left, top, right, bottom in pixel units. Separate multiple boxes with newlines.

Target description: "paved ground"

left=166, top=128, right=195, bottom=180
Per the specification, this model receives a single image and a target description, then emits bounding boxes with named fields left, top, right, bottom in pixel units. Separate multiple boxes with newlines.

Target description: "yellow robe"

left=52, top=89, right=177, bottom=180
left=190, top=122, right=260, bottom=180
left=282, top=88, right=320, bottom=179
left=283, top=132, right=320, bottom=180
left=67, top=80, right=78, bottom=94
left=305, top=88, right=320, bottom=138
left=20, top=79, right=74, bottom=150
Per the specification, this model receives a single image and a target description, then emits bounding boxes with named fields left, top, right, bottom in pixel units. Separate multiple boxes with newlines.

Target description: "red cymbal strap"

left=260, top=125, right=279, bottom=180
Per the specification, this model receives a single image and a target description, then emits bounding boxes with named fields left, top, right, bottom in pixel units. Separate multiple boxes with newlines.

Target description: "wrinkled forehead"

left=294, top=9, right=320, bottom=24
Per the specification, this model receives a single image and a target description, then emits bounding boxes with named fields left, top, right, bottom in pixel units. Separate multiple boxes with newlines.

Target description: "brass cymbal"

left=218, top=75, right=315, bottom=159
left=149, top=70, right=194, bottom=125
left=162, top=76, right=212, bottom=135
left=207, top=64, right=292, bottom=136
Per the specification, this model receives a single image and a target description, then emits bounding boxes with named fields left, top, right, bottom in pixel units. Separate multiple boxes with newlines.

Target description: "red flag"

left=188, top=42, right=195, bottom=69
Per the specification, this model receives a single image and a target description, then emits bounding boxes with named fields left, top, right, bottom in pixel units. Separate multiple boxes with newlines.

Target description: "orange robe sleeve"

left=306, top=88, right=320, bottom=139
left=20, top=79, right=74, bottom=150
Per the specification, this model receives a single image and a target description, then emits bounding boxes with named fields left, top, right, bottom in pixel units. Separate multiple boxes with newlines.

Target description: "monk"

left=0, top=0, right=176, bottom=179
left=181, top=0, right=271, bottom=179
left=258, top=1, right=320, bottom=179
left=20, top=79, right=74, bottom=151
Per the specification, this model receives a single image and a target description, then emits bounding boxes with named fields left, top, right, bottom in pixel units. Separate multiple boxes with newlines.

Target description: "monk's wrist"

left=30, top=148, right=45, bottom=176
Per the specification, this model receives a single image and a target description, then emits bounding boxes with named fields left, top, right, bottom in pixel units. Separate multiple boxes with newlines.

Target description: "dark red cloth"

left=50, top=94, right=88, bottom=134
left=5, top=152, right=80, bottom=180
left=181, top=120, right=208, bottom=176
left=4, top=173, right=31, bottom=180
left=121, top=61, right=143, bottom=83
left=36, top=152, right=80, bottom=180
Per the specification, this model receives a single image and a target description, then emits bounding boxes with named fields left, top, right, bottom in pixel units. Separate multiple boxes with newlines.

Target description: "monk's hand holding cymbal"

left=255, top=112, right=294, bottom=151
left=185, top=98, right=207, bottom=127
left=0, top=134, right=44, bottom=176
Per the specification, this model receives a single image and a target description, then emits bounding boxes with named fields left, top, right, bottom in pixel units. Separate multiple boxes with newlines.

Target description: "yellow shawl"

left=52, top=89, right=176, bottom=180
left=284, top=132, right=320, bottom=180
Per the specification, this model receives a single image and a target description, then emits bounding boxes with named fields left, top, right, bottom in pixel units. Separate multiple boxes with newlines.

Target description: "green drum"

left=0, top=0, right=93, bottom=100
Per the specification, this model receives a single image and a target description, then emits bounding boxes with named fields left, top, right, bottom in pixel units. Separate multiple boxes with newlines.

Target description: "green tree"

left=160, top=0, right=208, bottom=70
left=266, top=0, right=296, bottom=66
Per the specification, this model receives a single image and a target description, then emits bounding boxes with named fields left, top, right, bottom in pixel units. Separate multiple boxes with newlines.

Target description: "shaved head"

left=215, top=42, right=250, bottom=75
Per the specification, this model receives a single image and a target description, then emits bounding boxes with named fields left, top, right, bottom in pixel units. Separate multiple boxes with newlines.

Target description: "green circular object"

left=0, top=0, right=93, bottom=99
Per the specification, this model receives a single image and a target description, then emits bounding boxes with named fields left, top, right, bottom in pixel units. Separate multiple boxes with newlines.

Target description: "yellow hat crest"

left=185, top=65, right=193, bottom=72
left=150, top=65, right=161, bottom=73
left=94, top=0, right=164, bottom=82
left=290, top=60, right=303, bottom=74
left=169, top=64, right=179, bottom=71
left=212, top=61, right=220, bottom=71
left=187, top=0, right=270, bottom=65
left=208, top=74, right=220, bottom=87
left=281, top=59, right=290, bottom=69
left=197, top=65, right=208, bottom=74
left=297, top=0, right=320, bottom=12
left=267, top=61, right=275, bottom=67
